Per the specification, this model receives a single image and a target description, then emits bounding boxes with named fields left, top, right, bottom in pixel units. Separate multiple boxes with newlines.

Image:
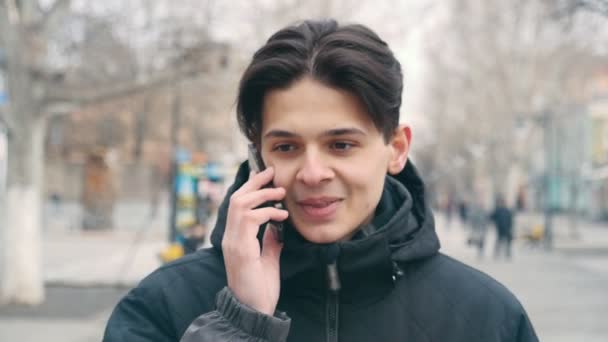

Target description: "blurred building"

left=0, top=64, right=7, bottom=195
left=0, top=120, right=6, bottom=195
left=43, top=39, right=241, bottom=203
left=503, top=65, right=608, bottom=220
left=520, top=66, right=608, bottom=220
left=586, top=67, right=608, bottom=219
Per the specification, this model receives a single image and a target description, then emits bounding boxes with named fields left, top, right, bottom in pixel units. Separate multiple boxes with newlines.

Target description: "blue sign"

left=0, top=125, right=6, bottom=193
left=205, top=162, right=224, bottom=182
left=175, top=147, right=191, bottom=163
left=0, top=71, right=6, bottom=106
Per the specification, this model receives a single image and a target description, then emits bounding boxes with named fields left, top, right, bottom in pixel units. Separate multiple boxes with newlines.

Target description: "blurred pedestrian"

left=82, top=149, right=115, bottom=230
left=467, top=196, right=488, bottom=258
left=49, top=191, right=62, bottom=216
left=490, top=195, right=514, bottom=260
left=516, top=185, right=527, bottom=212
left=458, top=198, right=469, bottom=227
left=445, top=192, right=455, bottom=228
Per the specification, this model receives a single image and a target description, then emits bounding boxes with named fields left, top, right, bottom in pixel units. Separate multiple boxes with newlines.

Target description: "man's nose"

left=295, top=150, right=334, bottom=186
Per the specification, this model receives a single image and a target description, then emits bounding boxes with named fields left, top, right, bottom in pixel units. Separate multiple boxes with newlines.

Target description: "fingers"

left=261, top=223, right=283, bottom=264
left=224, top=206, right=288, bottom=241
left=248, top=207, right=289, bottom=226
left=235, top=167, right=276, bottom=195
left=231, top=187, right=285, bottom=210
left=224, top=165, right=287, bottom=242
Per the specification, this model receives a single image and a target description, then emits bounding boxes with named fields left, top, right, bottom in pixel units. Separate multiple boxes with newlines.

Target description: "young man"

left=104, top=20, right=538, bottom=341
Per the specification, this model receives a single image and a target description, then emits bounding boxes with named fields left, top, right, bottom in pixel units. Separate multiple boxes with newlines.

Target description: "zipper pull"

left=391, top=261, right=404, bottom=283
left=321, top=244, right=341, bottom=292
left=327, top=262, right=341, bottom=292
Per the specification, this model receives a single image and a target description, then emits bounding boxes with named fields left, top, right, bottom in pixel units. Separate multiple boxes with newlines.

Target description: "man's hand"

left=221, top=167, right=288, bottom=316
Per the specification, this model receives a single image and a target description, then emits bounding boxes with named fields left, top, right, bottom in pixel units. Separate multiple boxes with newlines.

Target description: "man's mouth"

left=296, top=197, right=343, bottom=221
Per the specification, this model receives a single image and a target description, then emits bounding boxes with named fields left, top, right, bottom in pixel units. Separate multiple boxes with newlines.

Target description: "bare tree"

left=0, top=0, right=75, bottom=305
left=418, top=0, right=606, bottom=203
left=0, top=0, right=219, bottom=304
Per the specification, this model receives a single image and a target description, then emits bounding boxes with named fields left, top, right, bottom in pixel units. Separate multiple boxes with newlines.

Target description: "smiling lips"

left=296, top=197, right=342, bottom=221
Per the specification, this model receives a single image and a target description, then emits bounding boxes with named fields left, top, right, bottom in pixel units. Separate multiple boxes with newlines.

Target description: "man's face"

left=260, top=77, right=410, bottom=243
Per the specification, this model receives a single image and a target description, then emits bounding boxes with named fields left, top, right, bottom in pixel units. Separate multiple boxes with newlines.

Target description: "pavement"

left=1, top=205, right=608, bottom=341
left=1, top=201, right=170, bottom=342
left=43, top=229, right=166, bottom=287
left=0, top=286, right=129, bottom=342
left=41, top=201, right=169, bottom=287
left=438, top=214, right=608, bottom=342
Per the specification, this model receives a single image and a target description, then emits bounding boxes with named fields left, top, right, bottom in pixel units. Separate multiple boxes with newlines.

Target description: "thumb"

left=261, top=223, right=283, bottom=265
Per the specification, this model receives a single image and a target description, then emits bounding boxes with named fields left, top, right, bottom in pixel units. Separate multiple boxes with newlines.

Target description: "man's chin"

left=307, top=235, right=337, bottom=244
left=293, top=222, right=351, bottom=244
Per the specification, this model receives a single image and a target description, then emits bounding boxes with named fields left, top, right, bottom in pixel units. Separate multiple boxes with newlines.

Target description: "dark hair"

left=236, top=19, right=403, bottom=144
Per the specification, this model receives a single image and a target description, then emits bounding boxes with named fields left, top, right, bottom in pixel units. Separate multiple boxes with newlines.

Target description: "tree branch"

left=4, top=0, right=21, bottom=25
left=30, top=0, right=72, bottom=31
left=553, top=0, right=608, bottom=18
left=42, top=63, right=208, bottom=110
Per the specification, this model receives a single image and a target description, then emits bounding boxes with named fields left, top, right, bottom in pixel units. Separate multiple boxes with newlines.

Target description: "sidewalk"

left=43, top=229, right=166, bottom=287
left=42, top=200, right=170, bottom=287
left=0, top=286, right=127, bottom=342
left=436, top=215, right=608, bottom=342
left=1, top=210, right=172, bottom=342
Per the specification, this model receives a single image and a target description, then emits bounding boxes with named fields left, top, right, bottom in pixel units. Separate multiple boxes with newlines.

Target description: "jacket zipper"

left=326, top=289, right=339, bottom=342
left=326, top=261, right=340, bottom=342
left=322, top=244, right=341, bottom=342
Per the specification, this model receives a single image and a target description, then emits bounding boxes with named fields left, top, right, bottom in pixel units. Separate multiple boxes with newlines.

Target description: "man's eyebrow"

left=321, top=127, right=367, bottom=137
left=263, top=127, right=367, bottom=139
left=263, top=130, right=301, bottom=139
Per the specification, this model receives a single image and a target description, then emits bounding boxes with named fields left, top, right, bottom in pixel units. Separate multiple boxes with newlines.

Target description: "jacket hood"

left=210, top=160, right=440, bottom=288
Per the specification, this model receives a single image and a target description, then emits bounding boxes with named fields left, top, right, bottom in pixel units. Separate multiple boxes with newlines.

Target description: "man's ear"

left=387, top=124, right=411, bottom=175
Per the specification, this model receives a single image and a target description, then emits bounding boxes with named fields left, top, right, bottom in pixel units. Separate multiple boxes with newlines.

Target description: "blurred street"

left=0, top=199, right=170, bottom=342
left=1, top=1, right=607, bottom=341
left=40, top=200, right=170, bottom=287
left=1, top=206, right=608, bottom=341
left=438, top=214, right=608, bottom=342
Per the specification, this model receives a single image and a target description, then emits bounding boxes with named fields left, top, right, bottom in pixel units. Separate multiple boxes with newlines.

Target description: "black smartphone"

left=247, top=144, right=285, bottom=242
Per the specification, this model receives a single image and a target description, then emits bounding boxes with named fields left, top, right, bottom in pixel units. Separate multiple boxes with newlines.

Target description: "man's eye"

left=331, top=142, right=354, bottom=151
left=273, top=144, right=296, bottom=152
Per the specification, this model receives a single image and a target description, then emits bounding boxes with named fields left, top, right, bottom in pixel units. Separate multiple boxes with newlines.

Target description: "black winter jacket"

left=103, top=161, right=538, bottom=342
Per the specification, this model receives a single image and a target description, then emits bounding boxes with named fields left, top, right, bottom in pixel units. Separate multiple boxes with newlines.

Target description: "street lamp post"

left=543, top=109, right=554, bottom=250
left=168, top=29, right=184, bottom=243
left=168, top=78, right=181, bottom=242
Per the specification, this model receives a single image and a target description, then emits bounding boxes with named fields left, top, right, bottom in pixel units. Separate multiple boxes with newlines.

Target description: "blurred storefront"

left=0, top=69, right=7, bottom=195
left=582, top=66, right=608, bottom=220
left=0, top=122, right=6, bottom=195
left=161, top=148, right=225, bottom=262
left=587, top=97, right=608, bottom=220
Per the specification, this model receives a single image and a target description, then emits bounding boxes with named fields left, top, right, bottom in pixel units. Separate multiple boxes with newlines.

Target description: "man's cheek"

left=272, top=172, right=290, bottom=191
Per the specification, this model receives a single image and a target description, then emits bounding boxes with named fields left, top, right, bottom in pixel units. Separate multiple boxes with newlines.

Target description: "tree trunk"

left=0, top=116, right=46, bottom=305
left=133, top=95, right=149, bottom=161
